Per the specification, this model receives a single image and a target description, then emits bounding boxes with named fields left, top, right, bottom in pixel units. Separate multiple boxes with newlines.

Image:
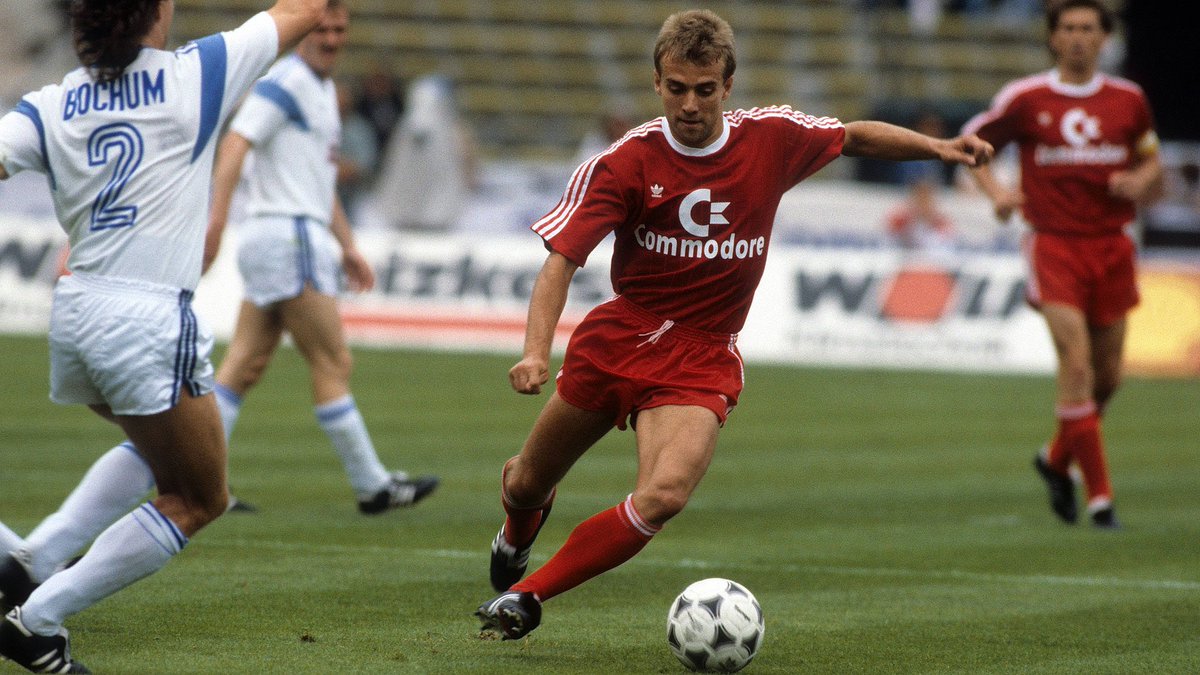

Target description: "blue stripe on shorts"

left=171, top=289, right=200, bottom=405
left=293, top=216, right=320, bottom=295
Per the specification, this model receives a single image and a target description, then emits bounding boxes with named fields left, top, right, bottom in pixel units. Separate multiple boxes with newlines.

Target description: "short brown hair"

left=1047, top=0, right=1114, bottom=34
left=653, top=10, right=736, bottom=80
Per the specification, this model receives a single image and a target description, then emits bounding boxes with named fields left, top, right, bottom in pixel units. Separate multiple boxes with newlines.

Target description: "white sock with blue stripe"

left=315, top=395, right=390, bottom=496
left=19, top=503, right=186, bottom=636
left=22, top=443, right=154, bottom=582
left=214, top=383, right=243, bottom=442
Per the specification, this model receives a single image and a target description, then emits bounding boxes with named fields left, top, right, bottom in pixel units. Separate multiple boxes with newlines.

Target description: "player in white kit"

left=0, top=1, right=326, bottom=671
left=203, top=1, right=439, bottom=515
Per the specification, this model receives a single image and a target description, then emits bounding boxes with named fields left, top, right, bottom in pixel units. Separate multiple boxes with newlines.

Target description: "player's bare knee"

left=185, top=489, right=229, bottom=530
left=221, top=361, right=266, bottom=393
left=1059, top=359, right=1092, bottom=391
left=310, top=351, right=353, bottom=384
left=201, top=491, right=230, bottom=524
left=242, top=354, right=273, bottom=385
left=151, top=489, right=225, bottom=535
left=636, top=487, right=689, bottom=524
left=504, top=470, right=554, bottom=509
left=1094, top=378, right=1120, bottom=408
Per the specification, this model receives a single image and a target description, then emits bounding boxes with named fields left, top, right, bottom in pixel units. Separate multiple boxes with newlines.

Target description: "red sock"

left=1045, top=431, right=1071, bottom=473
left=1045, top=402, right=1089, bottom=471
left=500, top=458, right=556, bottom=547
left=1073, top=416, right=1112, bottom=507
left=1054, top=401, right=1112, bottom=504
left=514, top=495, right=659, bottom=602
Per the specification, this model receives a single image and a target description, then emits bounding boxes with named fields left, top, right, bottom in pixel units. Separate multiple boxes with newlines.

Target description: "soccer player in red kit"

left=963, top=0, right=1162, bottom=529
left=475, top=9, right=994, bottom=640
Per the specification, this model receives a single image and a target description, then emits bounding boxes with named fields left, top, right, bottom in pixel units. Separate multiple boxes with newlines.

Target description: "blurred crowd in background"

left=0, top=0, right=1196, bottom=252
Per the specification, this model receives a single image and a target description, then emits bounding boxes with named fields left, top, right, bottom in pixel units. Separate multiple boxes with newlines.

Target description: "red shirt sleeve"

left=963, top=87, right=1023, bottom=151
left=777, top=112, right=846, bottom=188
left=530, top=155, right=631, bottom=268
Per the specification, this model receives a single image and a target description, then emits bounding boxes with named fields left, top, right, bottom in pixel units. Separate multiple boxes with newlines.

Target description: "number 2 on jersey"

left=87, top=122, right=144, bottom=230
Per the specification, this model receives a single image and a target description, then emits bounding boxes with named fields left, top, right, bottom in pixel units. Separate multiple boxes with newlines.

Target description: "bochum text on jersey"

left=63, top=69, right=166, bottom=121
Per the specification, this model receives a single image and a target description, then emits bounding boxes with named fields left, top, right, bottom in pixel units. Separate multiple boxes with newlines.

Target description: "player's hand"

left=509, top=356, right=550, bottom=395
left=937, top=134, right=994, bottom=167
left=342, top=248, right=376, bottom=293
left=991, top=188, right=1024, bottom=223
left=1108, top=169, right=1149, bottom=203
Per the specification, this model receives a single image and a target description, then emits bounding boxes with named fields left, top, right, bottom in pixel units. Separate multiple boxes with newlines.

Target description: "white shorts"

left=49, top=273, right=215, bottom=416
left=236, top=215, right=342, bottom=307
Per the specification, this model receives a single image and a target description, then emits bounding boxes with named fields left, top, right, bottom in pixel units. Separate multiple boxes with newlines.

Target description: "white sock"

left=20, top=503, right=185, bottom=635
left=214, top=383, right=243, bottom=442
left=23, top=442, right=155, bottom=582
left=315, top=395, right=390, bottom=496
left=0, top=521, right=23, bottom=556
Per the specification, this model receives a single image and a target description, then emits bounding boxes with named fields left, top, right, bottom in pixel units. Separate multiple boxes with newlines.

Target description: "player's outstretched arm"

left=267, top=0, right=327, bottom=55
left=967, top=162, right=1023, bottom=223
left=510, top=252, right=577, bottom=395
left=203, top=132, right=253, bottom=273
left=842, top=120, right=993, bottom=167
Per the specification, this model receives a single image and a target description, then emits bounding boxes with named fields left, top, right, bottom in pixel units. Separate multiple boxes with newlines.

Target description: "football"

left=666, top=578, right=764, bottom=672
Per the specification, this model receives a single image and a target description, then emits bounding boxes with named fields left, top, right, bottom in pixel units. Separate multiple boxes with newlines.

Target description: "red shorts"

left=555, top=296, right=744, bottom=430
left=1024, top=231, right=1139, bottom=327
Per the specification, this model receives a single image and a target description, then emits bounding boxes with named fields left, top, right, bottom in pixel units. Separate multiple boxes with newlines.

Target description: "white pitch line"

left=207, top=538, right=1200, bottom=592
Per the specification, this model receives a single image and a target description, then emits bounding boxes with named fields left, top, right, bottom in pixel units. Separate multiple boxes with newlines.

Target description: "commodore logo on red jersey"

left=1034, top=106, right=1128, bottom=167
left=679, top=188, right=730, bottom=237
left=633, top=187, right=764, bottom=261
left=1061, top=108, right=1101, bottom=146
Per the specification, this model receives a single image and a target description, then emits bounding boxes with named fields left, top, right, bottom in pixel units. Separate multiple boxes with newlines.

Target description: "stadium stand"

left=172, top=0, right=1046, bottom=159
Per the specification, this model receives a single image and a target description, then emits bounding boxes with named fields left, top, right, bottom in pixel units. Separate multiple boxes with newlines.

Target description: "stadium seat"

left=173, top=0, right=1044, bottom=159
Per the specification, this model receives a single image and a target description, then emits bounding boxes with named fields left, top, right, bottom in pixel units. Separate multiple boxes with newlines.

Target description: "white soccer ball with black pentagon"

left=666, top=577, right=764, bottom=672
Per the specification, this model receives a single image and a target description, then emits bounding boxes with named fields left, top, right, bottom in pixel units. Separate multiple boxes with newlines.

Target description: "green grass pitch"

left=1, top=333, right=1197, bottom=673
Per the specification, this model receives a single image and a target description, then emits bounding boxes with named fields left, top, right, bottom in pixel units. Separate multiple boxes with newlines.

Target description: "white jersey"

left=0, top=12, right=279, bottom=291
left=231, top=54, right=339, bottom=225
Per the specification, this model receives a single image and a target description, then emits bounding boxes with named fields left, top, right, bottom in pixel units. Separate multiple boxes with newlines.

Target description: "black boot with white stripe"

left=0, top=607, right=89, bottom=674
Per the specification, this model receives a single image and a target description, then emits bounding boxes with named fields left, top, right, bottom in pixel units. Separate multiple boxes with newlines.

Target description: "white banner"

left=0, top=217, right=1057, bottom=375
left=319, top=232, right=612, bottom=353
left=0, top=217, right=63, bottom=335
left=741, top=247, right=1054, bottom=373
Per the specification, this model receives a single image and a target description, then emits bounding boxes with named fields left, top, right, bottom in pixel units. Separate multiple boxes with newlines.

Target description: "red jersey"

left=533, top=107, right=845, bottom=334
left=963, top=69, right=1158, bottom=236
